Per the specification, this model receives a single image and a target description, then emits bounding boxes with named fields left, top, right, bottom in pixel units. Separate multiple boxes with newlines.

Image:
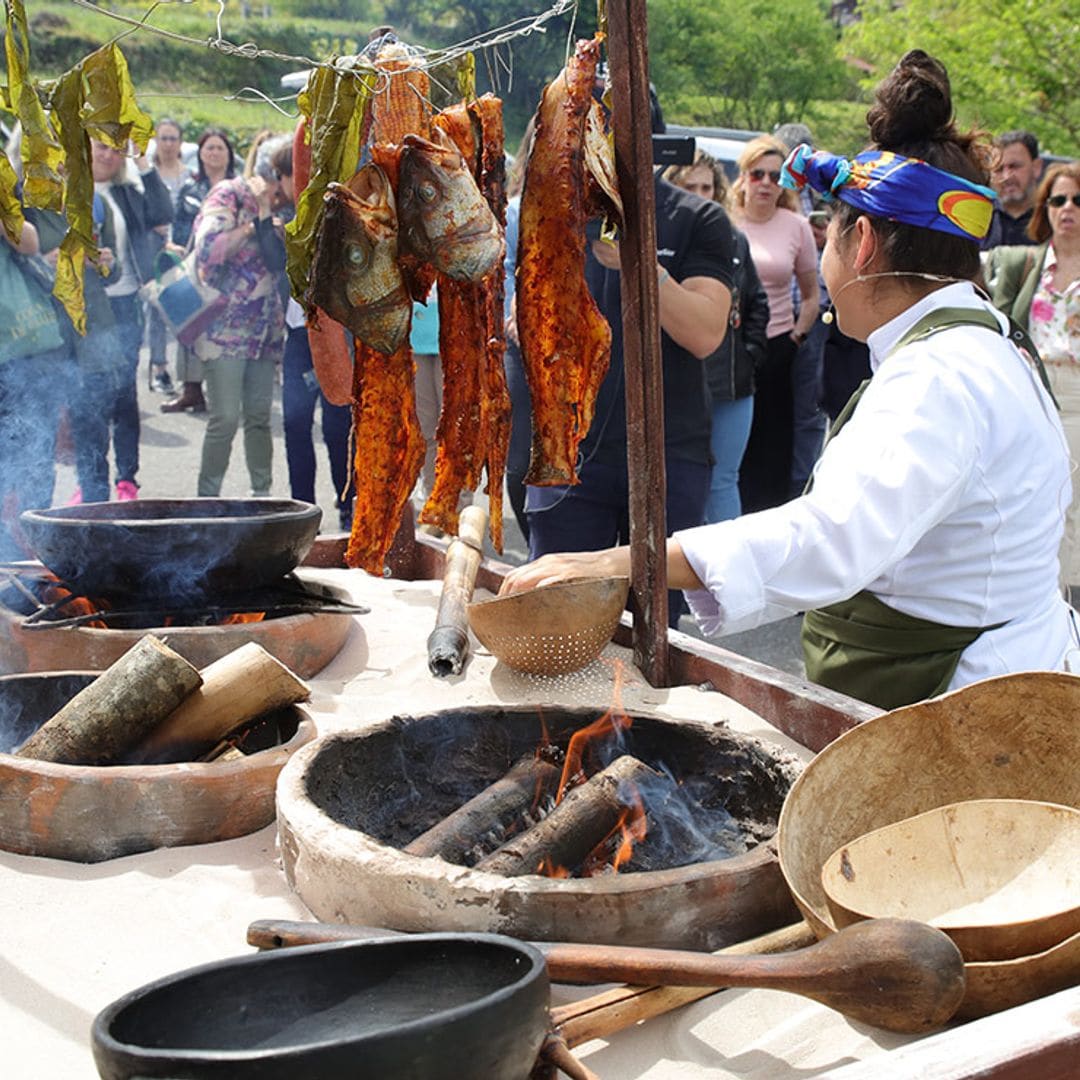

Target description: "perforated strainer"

left=468, top=577, right=630, bottom=675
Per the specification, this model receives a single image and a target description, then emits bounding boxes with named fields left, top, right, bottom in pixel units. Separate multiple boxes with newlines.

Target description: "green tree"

left=648, top=0, right=849, bottom=130
left=844, top=0, right=1080, bottom=157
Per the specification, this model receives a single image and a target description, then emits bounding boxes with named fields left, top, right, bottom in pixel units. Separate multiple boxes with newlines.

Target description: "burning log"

left=403, top=751, right=562, bottom=863
left=14, top=635, right=202, bottom=765
left=130, top=642, right=310, bottom=764
left=426, top=504, right=487, bottom=677
left=475, top=755, right=657, bottom=877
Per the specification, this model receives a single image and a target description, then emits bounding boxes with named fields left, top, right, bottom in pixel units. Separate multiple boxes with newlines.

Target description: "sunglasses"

left=748, top=168, right=782, bottom=184
left=1047, top=193, right=1080, bottom=208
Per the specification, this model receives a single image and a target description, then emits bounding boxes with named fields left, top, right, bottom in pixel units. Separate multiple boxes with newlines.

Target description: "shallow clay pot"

left=0, top=672, right=315, bottom=862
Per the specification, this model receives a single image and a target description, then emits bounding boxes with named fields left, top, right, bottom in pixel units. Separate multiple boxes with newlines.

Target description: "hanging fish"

left=308, top=162, right=412, bottom=356
left=396, top=127, right=502, bottom=282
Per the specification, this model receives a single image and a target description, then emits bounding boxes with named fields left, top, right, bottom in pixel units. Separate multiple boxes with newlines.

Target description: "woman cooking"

left=500, top=50, right=1076, bottom=711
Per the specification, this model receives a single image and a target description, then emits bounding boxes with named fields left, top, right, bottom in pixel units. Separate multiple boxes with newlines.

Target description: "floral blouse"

left=192, top=177, right=284, bottom=363
left=1028, top=244, right=1080, bottom=365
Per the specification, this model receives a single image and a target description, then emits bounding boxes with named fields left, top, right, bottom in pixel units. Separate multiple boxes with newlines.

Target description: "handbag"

left=0, top=244, right=67, bottom=364
left=140, top=249, right=225, bottom=347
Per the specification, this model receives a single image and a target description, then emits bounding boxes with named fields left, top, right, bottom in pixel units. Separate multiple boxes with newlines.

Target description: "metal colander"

left=468, top=577, right=630, bottom=676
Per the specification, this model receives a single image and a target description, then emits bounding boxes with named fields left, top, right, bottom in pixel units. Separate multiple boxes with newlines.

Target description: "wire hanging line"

left=63, top=0, right=579, bottom=97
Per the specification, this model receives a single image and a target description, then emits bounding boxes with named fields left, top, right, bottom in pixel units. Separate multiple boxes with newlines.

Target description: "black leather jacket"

left=104, top=169, right=173, bottom=284
left=705, top=229, right=769, bottom=403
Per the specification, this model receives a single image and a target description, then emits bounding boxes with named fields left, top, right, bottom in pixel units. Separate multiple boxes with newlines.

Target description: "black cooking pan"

left=19, top=499, right=321, bottom=601
left=91, top=934, right=548, bottom=1080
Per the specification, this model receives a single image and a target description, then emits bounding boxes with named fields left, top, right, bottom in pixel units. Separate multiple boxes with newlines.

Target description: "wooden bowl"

left=776, top=672, right=1080, bottom=1015
left=821, top=799, right=1080, bottom=961
left=468, top=577, right=629, bottom=675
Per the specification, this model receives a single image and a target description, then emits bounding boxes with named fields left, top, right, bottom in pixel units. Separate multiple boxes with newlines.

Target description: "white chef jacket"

left=677, top=282, right=1078, bottom=691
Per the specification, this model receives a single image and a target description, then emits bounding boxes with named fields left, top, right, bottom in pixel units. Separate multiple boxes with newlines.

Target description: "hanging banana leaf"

left=286, top=61, right=373, bottom=304
left=3, top=0, right=64, bottom=210
left=79, top=43, right=153, bottom=152
left=49, top=65, right=95, bottom=334
left=0, top=150, right=26, bottom=245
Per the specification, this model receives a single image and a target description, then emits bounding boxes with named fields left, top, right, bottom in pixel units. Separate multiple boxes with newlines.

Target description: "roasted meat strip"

left=516, top=36, right=613, bottom=486
left=345, top=340, right=426, bottom=574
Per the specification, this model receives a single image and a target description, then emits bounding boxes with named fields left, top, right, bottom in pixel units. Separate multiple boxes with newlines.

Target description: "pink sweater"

left=738, top=208, right=817, bottom=337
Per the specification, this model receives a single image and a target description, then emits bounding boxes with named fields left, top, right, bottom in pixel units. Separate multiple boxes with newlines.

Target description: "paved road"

left=50, top=346, right=805, bottom=677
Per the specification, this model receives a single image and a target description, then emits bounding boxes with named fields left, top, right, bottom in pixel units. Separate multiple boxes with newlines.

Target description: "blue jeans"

left=282, top=326, right=352, bottom=518
left=69, top=328, right=123, bottom=503
left=706, top=395, right=753, bottom=524
left=0, top=346, right=72, bottom=558
left=108, top=294, right=143, bottom=486
left=526, top=456, right=709, bottom=627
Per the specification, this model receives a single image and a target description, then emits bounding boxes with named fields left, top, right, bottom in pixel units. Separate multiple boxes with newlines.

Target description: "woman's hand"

left=248, top=175, right=275, bottom=217
left=590, top=237, right=621, bottom=271
left=498, top=547, right=629, bottom=596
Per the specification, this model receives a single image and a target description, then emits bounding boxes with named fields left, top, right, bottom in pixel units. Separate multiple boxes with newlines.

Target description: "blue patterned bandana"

left=781, top=143, right=996, bottom=241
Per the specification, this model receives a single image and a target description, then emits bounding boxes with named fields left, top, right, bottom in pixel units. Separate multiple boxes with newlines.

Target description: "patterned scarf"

left=781, top=143, right=995, bottom=241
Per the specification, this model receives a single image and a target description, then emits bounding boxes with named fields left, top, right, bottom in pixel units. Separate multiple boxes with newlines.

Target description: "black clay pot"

left=91, top=934, right=550, bottom=1080
left=19, top=498, right=321, bottom=601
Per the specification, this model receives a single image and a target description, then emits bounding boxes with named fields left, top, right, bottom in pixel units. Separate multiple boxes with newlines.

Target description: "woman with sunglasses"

left=988, top=161, right=1080, bottom=596
left=731, top=136, right=819, bottom=513
left=501, top=50, right=1075, bottom=712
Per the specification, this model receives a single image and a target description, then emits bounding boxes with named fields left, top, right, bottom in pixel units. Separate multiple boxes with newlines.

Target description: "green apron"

left=801, top=306, right=1050, bottom=711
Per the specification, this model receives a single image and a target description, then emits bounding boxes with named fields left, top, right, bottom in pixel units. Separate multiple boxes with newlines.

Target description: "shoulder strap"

left=892, top=304, right=1058, bottom=409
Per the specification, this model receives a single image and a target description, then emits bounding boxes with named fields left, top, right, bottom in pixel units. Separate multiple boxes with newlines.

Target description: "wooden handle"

left=539, top=919, right=966, bottom=1034
left=549, top=921, right=816, bottom=1047
left=427, top=504, right=487, bottom=676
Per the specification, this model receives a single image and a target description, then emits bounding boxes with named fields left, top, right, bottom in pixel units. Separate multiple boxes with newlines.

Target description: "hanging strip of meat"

left=516, top=36, right=612, bottom=486
left=345, top=340, right=426, bottom=574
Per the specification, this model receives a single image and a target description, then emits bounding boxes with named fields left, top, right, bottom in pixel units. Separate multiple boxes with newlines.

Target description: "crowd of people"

left=4, top=55, right=1080, bottom=700
left=0, top=117, right=357, bottom=559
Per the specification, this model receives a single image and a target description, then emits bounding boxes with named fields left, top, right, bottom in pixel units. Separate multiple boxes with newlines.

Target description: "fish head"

left=311, top=164, right=411, bottom=354
left=397, top=128, right=502, bottom=281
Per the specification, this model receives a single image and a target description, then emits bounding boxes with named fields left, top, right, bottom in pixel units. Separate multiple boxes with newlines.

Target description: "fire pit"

left=0, top=672, right=315, bottom=861
left=0, top=566, right=359, bottom=677
left=277, top=705, right=802, bottom=950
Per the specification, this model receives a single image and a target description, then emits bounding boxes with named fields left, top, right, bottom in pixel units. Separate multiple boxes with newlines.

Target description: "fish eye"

left=418, top=182, right=438, bottom=203
left=347, top=245, right=370, bottom=268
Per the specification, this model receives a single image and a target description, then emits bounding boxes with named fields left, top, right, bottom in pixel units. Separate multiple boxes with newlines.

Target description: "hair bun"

left=866, top=49, right=955, bottom=149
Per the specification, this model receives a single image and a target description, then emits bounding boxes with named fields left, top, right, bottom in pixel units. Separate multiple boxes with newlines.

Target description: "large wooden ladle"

left=247, top=916, right=966, bottom=1034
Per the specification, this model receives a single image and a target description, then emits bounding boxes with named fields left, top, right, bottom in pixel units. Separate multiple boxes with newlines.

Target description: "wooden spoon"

left=247, top=917, right=965, bottom=1034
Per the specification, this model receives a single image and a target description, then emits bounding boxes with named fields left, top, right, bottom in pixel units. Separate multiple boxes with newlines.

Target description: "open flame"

left=538, top=661, right=647, bottom=878
left=29, top=573, right=266, bottom=626
left=220, top=612, right=266, bottom=625
left=39, top=580, right=109, bottom=629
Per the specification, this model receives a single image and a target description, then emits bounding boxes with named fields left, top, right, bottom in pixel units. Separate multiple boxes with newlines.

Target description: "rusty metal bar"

left=606, top=0, right=670, bottom=687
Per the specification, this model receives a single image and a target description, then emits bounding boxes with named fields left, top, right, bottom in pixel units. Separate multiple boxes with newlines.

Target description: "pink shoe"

left=116, top=480, right=139, bottom=501
left=65, top=487, right=83, bottom=506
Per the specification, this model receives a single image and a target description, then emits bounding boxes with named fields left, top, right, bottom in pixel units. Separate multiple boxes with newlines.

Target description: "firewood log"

left=14, top=635, right=202, bottom=765
left=476, top=755, right=658, bottom=877
left=130, top=642, right=310, bottom=764
left=404, top=752, right=561, bottom=863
